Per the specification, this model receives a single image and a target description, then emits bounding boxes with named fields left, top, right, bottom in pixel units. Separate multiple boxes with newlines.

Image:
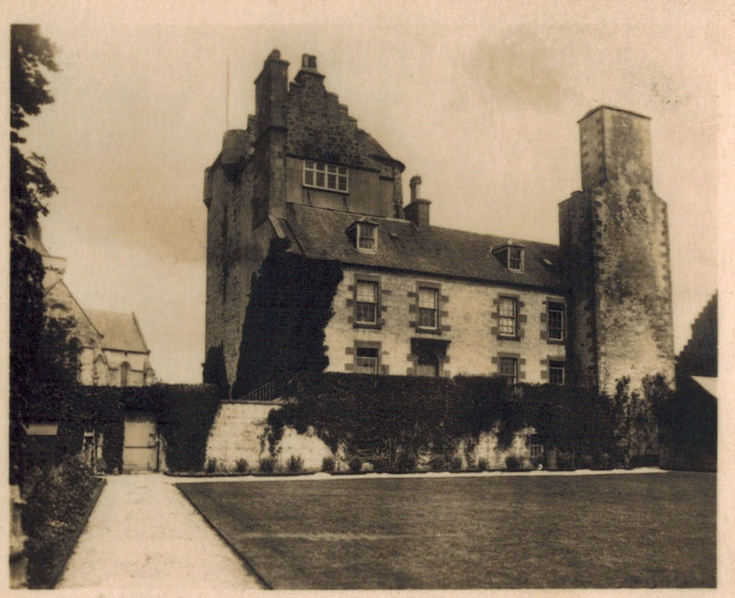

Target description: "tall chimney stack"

left=405, top=175, right=431, bottom=228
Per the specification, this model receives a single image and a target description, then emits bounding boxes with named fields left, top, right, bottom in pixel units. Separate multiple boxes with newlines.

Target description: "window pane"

left=499, top=357, right=518, bottom=384
left=338, top=177, right=347, bottom=191
left=549, top=360, right=565, bottom=384
left=418, top=308, right=437, bottom=328
left=316, top=162, right=326, bottom=172
left=356, top=347, right=378, bottom=373
left=304, top=171, right=314, bottom=185
left=305, top=160, right=315, bottom=169
left=358, top=224, right=376, bottom=250
left=418, top=288, right=437, bottom=309
left=327, top=173, right=337, bottom=189
left=498, top=297, right=517, bottom=336
left=548, top=302, right=564, bottom=340
left=316, top=171, right=325, bottom=186
left=355, top=281, right=377, bottom=324
left=356, top=281, right=377, bottom=302
left=327, top=164, right=337, bottom=173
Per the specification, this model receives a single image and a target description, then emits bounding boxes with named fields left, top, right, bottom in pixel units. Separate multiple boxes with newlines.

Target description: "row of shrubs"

left=22, top=457, right=104, bottom=588
left=200, top=451, right=641, bottom=476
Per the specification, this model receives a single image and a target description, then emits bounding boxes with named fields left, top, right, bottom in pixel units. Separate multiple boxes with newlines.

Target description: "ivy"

left=268, top=373, right=643, bottom=470
left=23, top=384, right=222, bottom=474
left=231, top=238, right=343, bottom=398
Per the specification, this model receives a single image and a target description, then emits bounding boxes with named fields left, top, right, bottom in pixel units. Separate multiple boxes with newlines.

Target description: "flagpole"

left=225, top=55, right=230, bottom=130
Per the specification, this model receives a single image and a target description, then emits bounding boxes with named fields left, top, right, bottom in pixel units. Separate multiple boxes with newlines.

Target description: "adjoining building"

left=204, top=51, right=675, bottom=397
left=22, top=225, right=157, bottom=471
left=26, top=224, right=157, bottom=388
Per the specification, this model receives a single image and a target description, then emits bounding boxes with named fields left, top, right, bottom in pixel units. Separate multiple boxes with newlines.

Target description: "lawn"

left=177, top=472, right=715, bottom=589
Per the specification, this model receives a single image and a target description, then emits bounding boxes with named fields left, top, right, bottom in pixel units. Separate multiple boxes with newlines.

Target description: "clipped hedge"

left=23, top=383, right=222, bottom=473
left=267, top=373, right=649, bottom=472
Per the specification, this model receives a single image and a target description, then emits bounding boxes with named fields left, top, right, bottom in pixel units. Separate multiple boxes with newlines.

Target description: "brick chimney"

left=404, top=175, right=431, bottom=228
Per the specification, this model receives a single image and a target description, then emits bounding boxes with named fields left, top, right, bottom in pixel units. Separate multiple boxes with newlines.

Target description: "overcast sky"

left=10, top=1, right=727, bottom=383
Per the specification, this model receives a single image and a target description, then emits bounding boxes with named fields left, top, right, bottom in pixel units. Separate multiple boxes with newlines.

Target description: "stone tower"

left=559, top=106, right=675, bottom=391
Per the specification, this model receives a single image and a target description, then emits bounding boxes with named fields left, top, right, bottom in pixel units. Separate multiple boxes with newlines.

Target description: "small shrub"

left=235, top=458, right=249, bottom=473
left=361, top=461, right=375, bottom=473
left=205, top=458, right=217, bottom=474
left=348, top=457, right=363, bottom=473
left=505, top=455, right=522, bottom=471
left=429, top=455, right=447, bottom=472
left=578, top=455, right=594, bottom=469
left=449, top=457, right=463, bottom=472
left=259, top=457, right=276, bottom=473
left=477, top=458, right=489, bottom=471
left=322, top=456, right=335, bottom=472
left=592, top=452, right=614, bottom=470
left=395, top=452, right=417, bottom=473
left=556, top=452, right=576, bottom=471
left=287, top=455, right=304, bottom=473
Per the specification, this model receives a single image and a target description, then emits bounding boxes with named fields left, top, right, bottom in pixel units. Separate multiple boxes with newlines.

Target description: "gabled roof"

left=44, top=279, right=104, bottom=348
left=279, top=203, right=563, bottom=291
left=86, top=310, right=150, bottom=353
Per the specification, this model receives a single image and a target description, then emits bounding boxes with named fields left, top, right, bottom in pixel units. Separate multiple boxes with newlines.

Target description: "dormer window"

left=357, top=222, right=377, bottom=253
left=493, top=242, right=525, bottom=272
left=508, top=247, right=523, bottom=270
left=303, top=160, right=348, bottom=192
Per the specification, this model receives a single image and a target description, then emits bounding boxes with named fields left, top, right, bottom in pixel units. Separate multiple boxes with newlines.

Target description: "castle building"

left=204, top=51, right=675, bottom=396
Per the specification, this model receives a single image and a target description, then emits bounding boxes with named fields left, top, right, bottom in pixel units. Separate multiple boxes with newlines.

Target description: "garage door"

left=122, top=413, right=159, bottom=472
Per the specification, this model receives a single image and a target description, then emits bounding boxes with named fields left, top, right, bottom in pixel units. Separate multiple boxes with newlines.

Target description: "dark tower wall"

left=204, top=51, right=405, bottom=392
left=559, top=106, right=675, bottom=391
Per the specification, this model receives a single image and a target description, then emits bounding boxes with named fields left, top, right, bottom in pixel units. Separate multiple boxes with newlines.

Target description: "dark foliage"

left=156, top=384, right=222, bottom=472
left=259, top=457, right=276, bottom=473
left=36, top=315, right=82, bottom=386
left=232, top=238, right=343, bottom=398
left=23, top=384, right=221, bottom=474
left=22, top=457, right=102, bottom=588
left=10, top=239, right=45, bottom=484
left=10, top=25, right=61, bottom=485
left=654, top=376, right=716, bottom=471
left=268, top=373, right=635, bottom=470
left=286, top=455, right=304, bottom=473
left=203, top=343, right=229, bottom=396
left=11, top=25, right=59, bottom=232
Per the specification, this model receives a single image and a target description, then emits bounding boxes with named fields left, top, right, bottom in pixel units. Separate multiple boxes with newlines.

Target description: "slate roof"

left=279, top=203, right=564, bottom=291
left=86, top=310, right=150, bottom=353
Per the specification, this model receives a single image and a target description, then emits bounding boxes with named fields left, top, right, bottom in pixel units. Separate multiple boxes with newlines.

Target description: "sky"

left=7, top=1, right=729, bottom=383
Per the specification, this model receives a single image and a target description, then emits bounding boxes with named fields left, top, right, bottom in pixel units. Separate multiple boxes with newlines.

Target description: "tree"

left=11, top=24, right=59, bottom=235
left=10, top=25, right=60, bottom=485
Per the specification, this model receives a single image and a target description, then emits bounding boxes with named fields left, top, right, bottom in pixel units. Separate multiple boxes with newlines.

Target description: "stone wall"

left=324, top=267, right=566, bottom=382
left=205, top=402, right=333, bottom=471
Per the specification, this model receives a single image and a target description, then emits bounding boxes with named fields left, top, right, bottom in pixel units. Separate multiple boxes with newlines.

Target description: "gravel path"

left=57, top=474, right=260, bottom=590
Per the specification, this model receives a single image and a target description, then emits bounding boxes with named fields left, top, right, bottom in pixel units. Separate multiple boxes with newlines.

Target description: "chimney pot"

left=409, top=175, right=422, bottom=202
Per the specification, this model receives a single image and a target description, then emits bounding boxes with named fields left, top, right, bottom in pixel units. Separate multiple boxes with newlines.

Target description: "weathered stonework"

left=205, top=51, right=404, bottom=388
left=204, top=53, right=675, bottom=399
left=560, top=107, right=675, bottom=391
left=324, top=267, right=565, bottom=383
